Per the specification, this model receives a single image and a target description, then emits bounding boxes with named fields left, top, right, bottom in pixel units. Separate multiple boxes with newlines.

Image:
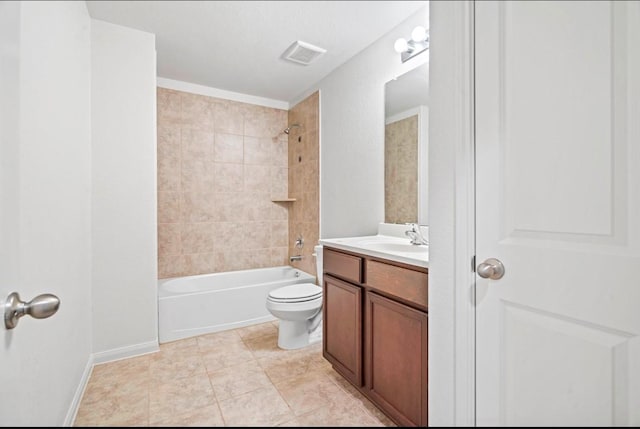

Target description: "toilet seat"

left=268, top=283, right=322, bottom=303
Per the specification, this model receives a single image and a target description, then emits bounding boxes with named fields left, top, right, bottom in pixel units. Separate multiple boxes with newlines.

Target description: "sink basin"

left=366, top=242, right=428, bottom=254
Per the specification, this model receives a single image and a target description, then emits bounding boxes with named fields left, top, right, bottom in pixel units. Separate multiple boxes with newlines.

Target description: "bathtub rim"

left=158, top=265, right=316, bottom=298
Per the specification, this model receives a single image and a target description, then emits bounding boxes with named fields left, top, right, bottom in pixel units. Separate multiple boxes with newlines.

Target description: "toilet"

left=266, top=245, right=324, bottom=350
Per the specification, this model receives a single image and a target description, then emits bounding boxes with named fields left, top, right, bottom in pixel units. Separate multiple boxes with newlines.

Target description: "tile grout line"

left=80, top=322, right=389, bottom=427
left=321, top=366, right=392, bottom=426
left=201, top=326, right=282, bottom=426
left=200, top=343, right=227, bottom=428
left=236, top=326, right=319, bottom=423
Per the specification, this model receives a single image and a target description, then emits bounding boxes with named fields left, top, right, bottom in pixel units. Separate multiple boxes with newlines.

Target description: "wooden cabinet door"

left=323, top=274, right=362, bottom=386
left=365, top=291, right=428, bottom=427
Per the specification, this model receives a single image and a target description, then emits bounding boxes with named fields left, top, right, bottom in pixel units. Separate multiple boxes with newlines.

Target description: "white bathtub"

left=158, top=266, right=316, bottom=343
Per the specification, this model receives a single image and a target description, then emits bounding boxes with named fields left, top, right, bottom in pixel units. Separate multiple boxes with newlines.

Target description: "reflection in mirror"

left=384, top=62, right=429, bottom=225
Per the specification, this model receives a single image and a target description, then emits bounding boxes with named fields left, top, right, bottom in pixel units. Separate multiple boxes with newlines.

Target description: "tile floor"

left=74, top=321, right=395, bottom=427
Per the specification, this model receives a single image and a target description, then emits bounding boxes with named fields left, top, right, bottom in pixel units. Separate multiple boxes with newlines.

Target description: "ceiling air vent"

left=281, top=41, right=326, bottom=66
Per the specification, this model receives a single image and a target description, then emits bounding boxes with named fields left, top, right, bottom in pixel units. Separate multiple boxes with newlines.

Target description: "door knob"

left=4, top=292, right=60, bottom=329
left=477, top=258, right=505, bottom=280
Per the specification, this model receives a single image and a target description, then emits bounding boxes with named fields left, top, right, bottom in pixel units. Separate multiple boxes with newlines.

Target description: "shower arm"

left=283, top=123, right=301, bottom=134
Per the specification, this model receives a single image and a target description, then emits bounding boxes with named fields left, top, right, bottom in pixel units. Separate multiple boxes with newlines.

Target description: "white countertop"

left=319, top=234, right=429, bottom=268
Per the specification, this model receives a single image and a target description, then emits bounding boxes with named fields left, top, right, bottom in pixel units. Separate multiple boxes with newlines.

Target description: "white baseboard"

left=92, top=340, right=159, bottom=365
left=64, top=341, right=160, bottom=426
left=64, top=354, right=94, bottom=426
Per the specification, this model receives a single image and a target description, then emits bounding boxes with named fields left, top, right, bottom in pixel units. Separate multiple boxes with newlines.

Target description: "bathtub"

left=158, top=266, right=316, bottom=343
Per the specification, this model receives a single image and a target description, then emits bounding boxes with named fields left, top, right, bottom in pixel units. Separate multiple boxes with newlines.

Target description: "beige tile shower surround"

left=157, top=88, right=292, bottom=278
left=287, top=92, right=320, bottom=277
left=74, top=321, right=394, bottom=426
left=384, top=115, right=418, bottom=224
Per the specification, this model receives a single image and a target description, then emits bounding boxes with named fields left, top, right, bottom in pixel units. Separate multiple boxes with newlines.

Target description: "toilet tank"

left=314, top=244, right=323, bottom=286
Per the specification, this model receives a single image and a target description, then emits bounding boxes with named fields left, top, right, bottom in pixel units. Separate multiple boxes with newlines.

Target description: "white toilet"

left=266, top=245, right=323, bottom=350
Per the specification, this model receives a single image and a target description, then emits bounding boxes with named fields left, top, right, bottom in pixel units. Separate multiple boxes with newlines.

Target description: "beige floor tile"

left=91, top=353, right=150, bottom=379
left=200, top=340, right=256, bottom=373
left=295, top=401, right=384, bottom=427
left=243, top=332, right=290, bottom=360
left=217, top=385, right=295, bottom=427
left=258, top=348, right=316, bottom=383
left=273, top=369, right=349, bottom=416
left=324, top=368, right=397, bottom=427
left=368, top=410, right=397, bottom=427
left=236, top=321, right=278, bottom=341
left=322, top=364, right=355, bottom=388
left=75, top=323, right=393, bottom=427
left=297, top=341, right=323, bottom=359
left=196, top=329, right=244, bottom=352
left=208, top=359, right=273, bottom=401
left=312, top=352, right=334, bottom=372
left=75, top=388, right=148, bottom=427
left=149, top=374, right=216, bottom=424
left=88, top=354, right=151, bottom=395
left=82, top=372, right=149, bottom=404
left=150, top=345, right=207, bottom=384
left=276, top=417, right=302, bottom=427
left=159, top=337, right=198, bottom=352
left=153, top=404, right=225, bottom=427
left=75, top=414, right=148, bottom=427
left=349, top=394, right=397, bottom=427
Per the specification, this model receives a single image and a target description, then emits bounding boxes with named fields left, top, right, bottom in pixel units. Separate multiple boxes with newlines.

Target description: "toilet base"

left=277, top=319, right=322, bottom=350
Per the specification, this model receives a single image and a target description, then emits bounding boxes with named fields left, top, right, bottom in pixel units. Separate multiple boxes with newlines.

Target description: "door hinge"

left=471, top=255, right=476, bottom=272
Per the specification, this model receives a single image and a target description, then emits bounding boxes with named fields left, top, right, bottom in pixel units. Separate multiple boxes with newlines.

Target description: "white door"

left=0, top=1, right=24, bottom=417
left=0, top=2, right=93, bottom=425
left=475, top=1, right=640, bottom=426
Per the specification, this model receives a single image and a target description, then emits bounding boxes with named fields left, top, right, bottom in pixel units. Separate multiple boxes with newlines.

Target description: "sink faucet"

left=405, top=223, right=428, bottom=246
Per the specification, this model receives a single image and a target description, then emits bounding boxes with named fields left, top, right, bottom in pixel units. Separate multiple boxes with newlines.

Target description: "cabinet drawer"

left=365, top=260, right=428, bottom=310
left=323, top=248, right=362, bottom=284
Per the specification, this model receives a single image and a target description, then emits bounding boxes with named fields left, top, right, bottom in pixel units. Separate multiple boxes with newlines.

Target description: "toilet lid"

left=268, top=283, right=322, bottom=302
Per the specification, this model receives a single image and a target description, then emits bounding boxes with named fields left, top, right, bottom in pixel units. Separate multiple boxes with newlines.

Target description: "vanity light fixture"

left=394, top=25, right=429, bottom=63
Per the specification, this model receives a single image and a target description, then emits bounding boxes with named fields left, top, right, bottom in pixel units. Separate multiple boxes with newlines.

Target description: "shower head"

left=283, top=123, right=301, bottom=134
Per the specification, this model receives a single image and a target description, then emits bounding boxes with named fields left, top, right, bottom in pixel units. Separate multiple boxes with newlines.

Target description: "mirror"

left=384, top=63, right=429, bottom=225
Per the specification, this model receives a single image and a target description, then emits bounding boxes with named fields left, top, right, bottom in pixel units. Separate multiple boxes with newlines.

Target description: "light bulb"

left=394, top=38, right=408, bottom=53
left=411, top=26, right=427, bottom=42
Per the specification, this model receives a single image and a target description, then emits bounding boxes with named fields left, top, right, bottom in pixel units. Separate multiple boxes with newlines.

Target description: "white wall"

left=0, top=1, right=93, bottom=425
left=91, top=20, right=158, bottom=358
left=292, top=5, right=429, bottom=238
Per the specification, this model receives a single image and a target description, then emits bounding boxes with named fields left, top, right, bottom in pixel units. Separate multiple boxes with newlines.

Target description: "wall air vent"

left=281, top=40, right=326, bottom=65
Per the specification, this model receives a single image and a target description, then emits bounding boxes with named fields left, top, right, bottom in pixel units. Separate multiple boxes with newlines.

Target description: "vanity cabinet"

left=322, top=246, right=428, bottom=427
left=365, top=292, right=428, bottom=427
left=323, top=275, right=362, bottom=386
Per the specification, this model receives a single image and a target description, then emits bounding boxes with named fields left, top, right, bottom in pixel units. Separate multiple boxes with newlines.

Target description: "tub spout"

left=290, top=255, right=303, bottom=262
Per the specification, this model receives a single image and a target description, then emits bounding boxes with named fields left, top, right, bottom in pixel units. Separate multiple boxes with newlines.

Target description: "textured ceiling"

left=86, top=1, right=427, bottom=102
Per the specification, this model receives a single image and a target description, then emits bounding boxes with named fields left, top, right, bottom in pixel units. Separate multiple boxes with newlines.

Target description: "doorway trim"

left=428, top=0, right=476, bottom=426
